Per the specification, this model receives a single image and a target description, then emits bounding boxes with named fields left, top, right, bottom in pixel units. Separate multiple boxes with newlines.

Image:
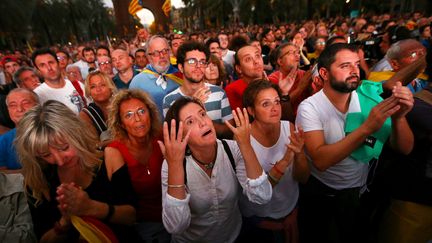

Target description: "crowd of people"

left=0, top=11, right=431, bottom=243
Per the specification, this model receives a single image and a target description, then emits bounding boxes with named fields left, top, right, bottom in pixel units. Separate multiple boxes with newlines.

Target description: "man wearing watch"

left=268, top=43, right=313, bottom=113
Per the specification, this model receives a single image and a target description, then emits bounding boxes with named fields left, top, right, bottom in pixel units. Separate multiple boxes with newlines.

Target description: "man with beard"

left=76, top=47, right=97, bottom=79
left=162, top=42, right=233, bottom=138
left=130, top=35, right=183, bottom=116
left=32, top=48, right=86, bottom=114
left=295, top=43, right=414, bottom=243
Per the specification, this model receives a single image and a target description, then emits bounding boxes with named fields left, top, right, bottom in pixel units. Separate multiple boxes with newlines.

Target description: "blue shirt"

left=0, top=129, right=21, bottom=169
left=112, top=69, right=141, bottom=89
left=129, top=64, right=181, bottom=117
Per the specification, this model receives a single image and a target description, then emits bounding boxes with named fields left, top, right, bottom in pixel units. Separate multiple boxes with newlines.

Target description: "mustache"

left=346, top=75, right=360, bottom=80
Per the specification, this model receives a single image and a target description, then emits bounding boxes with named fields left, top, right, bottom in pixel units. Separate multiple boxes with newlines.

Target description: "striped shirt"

left=163, top=83, right=233, bottom=123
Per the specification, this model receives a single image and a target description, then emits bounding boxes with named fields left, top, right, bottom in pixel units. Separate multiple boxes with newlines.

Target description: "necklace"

left=192, top=154, right=215, bottom=170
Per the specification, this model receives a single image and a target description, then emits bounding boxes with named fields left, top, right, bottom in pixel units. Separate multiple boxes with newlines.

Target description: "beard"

left=329, top=75, right=360, bottom=93
left=184, top=72, right=203, bottom=84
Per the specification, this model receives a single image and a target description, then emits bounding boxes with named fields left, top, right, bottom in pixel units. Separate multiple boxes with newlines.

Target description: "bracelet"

left=54, top=221, right=69, bottom=235
left=280, top=94, right=290, bottom=102
left=167, top=184, right=185, bottom=188
left=273, top=164, right=285, bottom=176
left=104, top=203, right=115, bottom=221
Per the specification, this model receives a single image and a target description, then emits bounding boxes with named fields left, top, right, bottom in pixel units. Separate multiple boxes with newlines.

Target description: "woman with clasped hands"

left=158, top=97, right=272, bottom=243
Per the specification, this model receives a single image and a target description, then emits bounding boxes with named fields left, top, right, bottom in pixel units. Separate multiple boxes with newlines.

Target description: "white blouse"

left=161, top=139, right=272, bottom=243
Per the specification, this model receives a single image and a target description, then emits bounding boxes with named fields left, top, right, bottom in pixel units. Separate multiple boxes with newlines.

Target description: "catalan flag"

left=128, top=0, right=143, bottom=17
left=162, top=0, right=171, bottom=17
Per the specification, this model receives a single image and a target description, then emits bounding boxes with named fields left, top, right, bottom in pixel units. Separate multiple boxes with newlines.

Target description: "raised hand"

left=391, top=81, right=414, bottom=119
left=192, top=86, right=211, bottom=103
left=225, top=107, right=251, bottom=145
left=278, top=67, right=297, bottom=95
left=363, top=96, right=400, bottom=134
left=158, top=119, right=191, bottom=166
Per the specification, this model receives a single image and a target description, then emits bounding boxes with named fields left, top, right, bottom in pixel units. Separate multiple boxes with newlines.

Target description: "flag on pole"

left=162, top=0, right=171, bottom=17
left=129, top=0, right=143, bottom=17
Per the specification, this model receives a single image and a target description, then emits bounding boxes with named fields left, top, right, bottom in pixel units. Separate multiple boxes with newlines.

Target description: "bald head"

left=387, top=39, right=426, bottom=71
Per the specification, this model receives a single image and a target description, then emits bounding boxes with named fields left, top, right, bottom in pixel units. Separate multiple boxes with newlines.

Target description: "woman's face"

left=120, top=98, right=151, bottom=139
left=38, top=139, right=79, bottom=168
left=89, top=75, right=112, bottom=103
left=422, top=26, right=431, bottom=38
left=204, top=62, right=220, bottom=83
left=249, top=88, right=281, bottom=124
left=179, top=102, right=216, bottom=148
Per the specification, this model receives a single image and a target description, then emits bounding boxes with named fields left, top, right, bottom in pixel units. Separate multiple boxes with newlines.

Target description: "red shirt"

left=107, top=139, right=163, bottom=222
left=225, top=79, right=248, bottom=110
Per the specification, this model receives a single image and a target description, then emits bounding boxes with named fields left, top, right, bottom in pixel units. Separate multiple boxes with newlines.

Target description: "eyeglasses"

left=316, top=41, right=326, bottom=46
left=280, top=50, right=301, bottom=58
left=185, top=58, right=208, bottom=67
left=98, top=60, right=111, bottom=65
left=57, top=56, right=67, bottom=61
left=123, top=108, right=147, bottom=120
left=148, top=48, right=170, bottom=57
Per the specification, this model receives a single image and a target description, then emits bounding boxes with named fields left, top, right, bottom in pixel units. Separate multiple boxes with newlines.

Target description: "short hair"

left=243, top=79, right=282, bottom=109
left=82, top=47, right=95, bottom=55
left=145, top=35, right=169, bottom=56
left=176, top=41, right=210, bottom=66
left=234, top=44, right=254, bottom=67
left=275, top=42, right=297, bottom=59
left=386, top=39, right=424, bottom=61
left=96, top=45, right=110, bottom=56
left=56, top=49, right=70, bottom=59
left=65, top=64, right=81, bottom=73
left=6, top=88, right=39, bottom=105
left=135, top=48, right=146, bottom=56
left=84, top=70, right=117, bottom=99
left=386, top=25, right=411, bottom=45
left=205, top=38, right=220, bottom=51
left=13, top=66, right=38, bottom=86
left=108, top=89, right=161, bottom=140
left=15, top=100, right=101, bottom=205
left=326, top=36, right=347, bottom=46
left=164, top=96, right=205, bottom=136
left=31, top=48, right=57, bottom=68
left=317, top=43, right=358, bottom=71
left=230, top=35, right=248, bottom=52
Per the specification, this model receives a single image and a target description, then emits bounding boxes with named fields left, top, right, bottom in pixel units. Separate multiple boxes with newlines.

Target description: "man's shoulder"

left=0, top=128, right=16, bottom=142
left=226, top=79, right=245, bottom=90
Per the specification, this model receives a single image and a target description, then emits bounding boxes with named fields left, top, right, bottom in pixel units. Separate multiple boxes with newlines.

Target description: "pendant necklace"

left=192, top=154, right=215, bottom=170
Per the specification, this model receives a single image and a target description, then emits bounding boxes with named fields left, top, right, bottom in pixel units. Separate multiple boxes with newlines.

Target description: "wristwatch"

left=280, top=94, right=290, bottom=102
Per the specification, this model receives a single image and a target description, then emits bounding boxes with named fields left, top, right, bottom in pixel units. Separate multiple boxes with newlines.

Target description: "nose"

left=134, top=112, right=142, bottom=121
left=51, top=150, right=65, bottom=166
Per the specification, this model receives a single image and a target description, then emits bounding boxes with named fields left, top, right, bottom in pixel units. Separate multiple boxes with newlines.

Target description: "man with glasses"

left=97, top=55, right=115, bottom=79
left=268, top=43, right=312, bottom=112
left=162, top=42, right=233, bottom=138
left=111, top=48, right=139, bottom=89
left=130, top=35, right=183, bottom=116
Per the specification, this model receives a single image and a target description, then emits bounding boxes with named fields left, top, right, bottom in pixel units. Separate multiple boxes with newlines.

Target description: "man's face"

left=96, top=49, right=109, bottom=58
left=34, top=54, right=61, bottom=83
left=317, top=26, right=329, bottom=38
left=4, top=61, right=20, bottom=75
left=265, top=31, right=275, bottom=42
left=111, top=50, right=132, bottom=73
left=147, top=38, right=170, bottom=73
left=6, top=91, right=38, bottom=124
left=236, top=46, right=264, bottom=81
left=97, top=56, right=113, bottom=75
left=171, top=38, right=184, bottom=57
left=379, top=33, right=390, bottom=54
left=77, top=46, right=85, bottom=60
left=179, top=50, right=207, bottom=84
left=18, top=70, right=41, bottom=90
left=83, top=50, right=95, bottom=64
left=278, top=45, right=300, bottom=72
left=315, top=38, right=326, bottom=52
left=56, top=52, right=69, bottom=69
left=134, top=51, right=148, bottom=68
left=323, top=50, right=361, bottom=93
left=218, top=34, right=229, bottom=50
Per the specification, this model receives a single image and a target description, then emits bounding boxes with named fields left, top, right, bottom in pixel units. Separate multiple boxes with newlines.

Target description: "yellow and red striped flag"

left=162, top=0, right=171, bottom=17
left=128, top=0, right=143, bottom=17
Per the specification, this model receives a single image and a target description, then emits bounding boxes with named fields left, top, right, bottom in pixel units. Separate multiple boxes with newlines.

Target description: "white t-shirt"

left=240, top=120, right=299, bottom=219
left=295, top=90, right=368, bottom=190
left=222, top=50, right=236, bottom=68
left=34, top=80, right=85, bottom=114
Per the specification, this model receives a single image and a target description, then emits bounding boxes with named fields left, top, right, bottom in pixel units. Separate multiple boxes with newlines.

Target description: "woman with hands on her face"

left=158, top=97, right=272, bottom=243
left=15, top=101, right=139, bottom=242
left=238, top=80, right=310, bottom=243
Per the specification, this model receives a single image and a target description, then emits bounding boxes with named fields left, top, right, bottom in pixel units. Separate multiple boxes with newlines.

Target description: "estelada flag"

left=129, top=0, right=143, bottom=17
left=162, top=0, right=171, bottom=17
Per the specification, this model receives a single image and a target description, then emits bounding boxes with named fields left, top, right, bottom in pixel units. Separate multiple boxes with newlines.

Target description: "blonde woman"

left=105, top=89, right=169, bottom=242
left=15, top=100, right=139, bottom=242
left=79, top=70, right=117, bottom=141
